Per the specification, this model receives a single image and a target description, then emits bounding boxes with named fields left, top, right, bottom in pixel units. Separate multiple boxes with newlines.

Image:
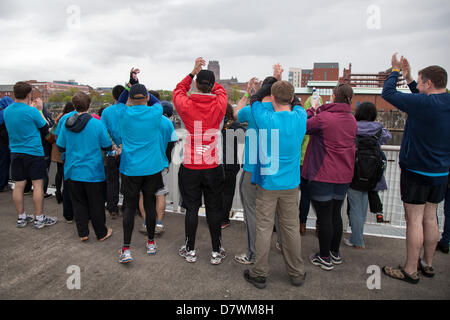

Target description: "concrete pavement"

left=0, top=189, right=449, bottom=300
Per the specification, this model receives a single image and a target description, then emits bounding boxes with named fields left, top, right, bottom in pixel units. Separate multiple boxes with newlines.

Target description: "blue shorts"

left=309, top=181, right=350, bottom=202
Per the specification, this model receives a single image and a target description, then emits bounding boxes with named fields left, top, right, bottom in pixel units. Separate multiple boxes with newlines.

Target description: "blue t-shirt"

left=251, top=102, right=307, bottom=190
left=160, top=116, right=178, bottom=168
left=4, top=102, right=47, bottom=156
left=237, top=102, right=274, bottom=173
left=101, top=103, right=126, bottom=146
left=56, top=117, right=112, bottom=182
left=119, top=104, right=164, bottom=176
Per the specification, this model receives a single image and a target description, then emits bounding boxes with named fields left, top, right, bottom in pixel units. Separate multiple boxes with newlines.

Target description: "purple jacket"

left=356, top=121, right=392, bottom=191
left=302, top=103, right=357, bottom=184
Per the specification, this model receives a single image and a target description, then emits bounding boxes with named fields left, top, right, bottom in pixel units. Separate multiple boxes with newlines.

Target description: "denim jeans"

left=439, top=186, right=450, bottom=248
left=347, top=188, right=369, bottom=247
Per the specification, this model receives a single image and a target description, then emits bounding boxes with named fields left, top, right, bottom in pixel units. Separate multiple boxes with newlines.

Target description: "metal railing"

left=164, top=145, right=446, bottom=239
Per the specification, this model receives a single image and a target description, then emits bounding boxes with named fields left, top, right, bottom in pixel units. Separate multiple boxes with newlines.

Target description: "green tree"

left=157, top=90, right=173, bottom=102
left=231, top=85, right=241, bottom=103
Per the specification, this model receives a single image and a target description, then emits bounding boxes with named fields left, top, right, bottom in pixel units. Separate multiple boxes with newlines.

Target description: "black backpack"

left=350, top=130, right=385, bottom=192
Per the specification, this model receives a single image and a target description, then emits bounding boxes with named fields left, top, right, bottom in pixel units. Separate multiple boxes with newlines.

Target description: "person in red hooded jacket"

left=302, top=83, right=357, bottom=271
left=173, top=57, right=228, bottom=265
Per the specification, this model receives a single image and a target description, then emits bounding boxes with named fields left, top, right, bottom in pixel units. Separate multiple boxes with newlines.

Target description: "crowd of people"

left=0, top=53, right=449, bottom=288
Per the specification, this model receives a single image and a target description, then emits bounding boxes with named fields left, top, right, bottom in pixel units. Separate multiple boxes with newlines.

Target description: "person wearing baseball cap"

left=173, top=57, right=228, bottom=265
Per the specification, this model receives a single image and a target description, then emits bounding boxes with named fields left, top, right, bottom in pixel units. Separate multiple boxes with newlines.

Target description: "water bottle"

left=311, top=87, right=320, bottom=103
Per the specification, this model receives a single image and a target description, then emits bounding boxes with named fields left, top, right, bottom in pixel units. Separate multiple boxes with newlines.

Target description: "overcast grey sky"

left=0, top=0, right=449, bottom=90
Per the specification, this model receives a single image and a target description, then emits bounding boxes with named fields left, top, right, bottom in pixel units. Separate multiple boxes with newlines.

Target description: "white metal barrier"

left=164, top=145, right=446, bottom=239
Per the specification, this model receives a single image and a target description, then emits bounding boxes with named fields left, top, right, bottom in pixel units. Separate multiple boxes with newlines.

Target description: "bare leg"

left=156, top=195, right=165, bottom=222
left=31, top=179, right=44, bottom=217
left=422, top=202, right=439, bottom=266
left=12, top=180, right=26, bottom=216
left=403, top=203, right=425, bottom=274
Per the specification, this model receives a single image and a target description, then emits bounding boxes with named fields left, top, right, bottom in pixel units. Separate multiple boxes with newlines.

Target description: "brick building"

left=207, top=61, right=220, bottom=81
left=25, top=80, right=92, bottom=102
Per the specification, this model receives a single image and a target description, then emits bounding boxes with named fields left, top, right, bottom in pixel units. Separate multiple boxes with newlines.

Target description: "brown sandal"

left=382, top=266, right=420, bottom=284
left=99, top=227, right=113, bottom=242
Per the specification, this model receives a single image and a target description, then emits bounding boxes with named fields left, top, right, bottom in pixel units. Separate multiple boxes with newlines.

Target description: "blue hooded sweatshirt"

left=0, top=97, right=14, bottom=125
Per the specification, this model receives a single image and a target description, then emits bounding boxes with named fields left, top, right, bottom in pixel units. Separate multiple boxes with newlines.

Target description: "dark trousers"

left=63, top=179, right=74, bottom=221
left=55, top=162, right=64, bottom=194
left=68, top=180, right=107, bottom=239
left=368, top=190, right=383, bottom=214
left=311, top=199, right=344, bottom=257
left=178, top=165, right=224, bottom=252
left=222, top=168, right=239, bottom=224
left=121, top=172, right=163, bottom=246
left=299, top=166, right=311, bottom=224
left=105, top=155, right=121, bottom=213
left=0, top=146, right=10, bottom=189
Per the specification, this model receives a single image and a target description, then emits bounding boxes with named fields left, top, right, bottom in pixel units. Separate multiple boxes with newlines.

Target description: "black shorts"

left=400, top=169, right=448, bottom=204
left=10, top=153, right=47, bottom=181
left=120, top=172, right=163, bottom=200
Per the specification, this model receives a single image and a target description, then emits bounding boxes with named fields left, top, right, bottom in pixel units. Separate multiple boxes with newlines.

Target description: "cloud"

left=0, top=0, right=448, bottom=89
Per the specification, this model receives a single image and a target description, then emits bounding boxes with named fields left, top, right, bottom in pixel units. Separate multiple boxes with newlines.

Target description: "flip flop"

left=382, top=266, right=420, bottom=284
left=80, top=236, right=89, bottom=242
left=418, top=258, right=435, bottom=278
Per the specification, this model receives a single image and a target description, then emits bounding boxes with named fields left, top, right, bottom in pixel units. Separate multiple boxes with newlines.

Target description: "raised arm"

left=173, top=57, right=205, bottom=116
left=401, top=57, right=419, bottom=93
left=118, top=68, right=140, bottom=104
left=382, top=53, right=426, bottom=114
left=233, top=77, right=257, bottom=120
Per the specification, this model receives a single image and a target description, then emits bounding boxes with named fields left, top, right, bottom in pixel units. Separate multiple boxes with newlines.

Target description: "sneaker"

left=210, top=247, right=227, bottom=265
left=376, top=214, right=390, bottom=223
left=179, top=245, right=197, bottom=263
left=139, top=224, right=148, bottom=235
left=65, top=218, right=74, bottom=224
left=155, top=223, right=165, bottom=235
left=119, top=248, right=133, bottom=264
left=147, top=240, right=157, bottom=255
left=343, top=238, right=365, bottom=249
left=234, top=253, right=254, bottom=265
left=34, top=215, right=57, bottom=229
left=43, top=193, right=53, bottom=199
left=243, top=269, right=267, bottom=289
left=309, top=253, right=334, bottom=271
left=290, top=273, right=306, bottom=287
left=17, top=214, right=35, bottom=228
left=330, top=251, right=343, bottom=265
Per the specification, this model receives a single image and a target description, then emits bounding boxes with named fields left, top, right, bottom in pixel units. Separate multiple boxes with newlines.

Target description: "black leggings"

left=368, top=190, right=383, bottom=214
left=55, top=162, right=64, bottom=193
left=121, top=173, right=163, bottom=246
left=179, top=165, right=224, bottom=252
left=311, top=199, right=344, bottom=257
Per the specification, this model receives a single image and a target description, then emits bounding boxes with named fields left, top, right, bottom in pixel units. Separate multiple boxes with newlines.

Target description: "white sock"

left=19, top=213, right=26, bottom=220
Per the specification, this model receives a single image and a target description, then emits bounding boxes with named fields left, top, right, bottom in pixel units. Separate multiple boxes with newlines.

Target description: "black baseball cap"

left=130, top=84, right=148, bottom=99
left=196, top=70, right=215, bottom=88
